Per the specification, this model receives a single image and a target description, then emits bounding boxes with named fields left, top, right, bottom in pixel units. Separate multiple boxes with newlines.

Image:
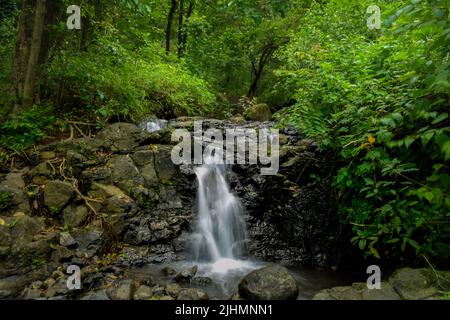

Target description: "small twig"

left=423, top=255, right=450, bottom=290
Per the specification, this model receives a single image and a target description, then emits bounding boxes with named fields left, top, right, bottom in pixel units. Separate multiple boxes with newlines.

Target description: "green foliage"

left=46, top=35, right=214, bottom=121
left=0, top=192, right=13, bottom=211
left=0, top=105, right=58, bottom=152
left=276, top=0, right=450, bottom=264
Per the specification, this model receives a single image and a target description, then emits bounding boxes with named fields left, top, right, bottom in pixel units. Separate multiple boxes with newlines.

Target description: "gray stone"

left=174, top=266, right=198, bottom=283
left=0, top=274, right=32, bottom=299
left=239, top=266, right=299, bottom=300
left=133, top=285, right=153, bottom=300
left=108, top=155, right=144, bottom=192
left=153, top=145, right=176, bottom=182
left=161, top=267, right=177, bottom=276
left=389, top=268, right=440, bottom=300
left=165, top=283, right=181, bottom=298
left=81, top=289, right=110, bottom=300
left=108, top=279, right=135, bottom=300
left=10, top=214, right=45, bottom=242
left=177, top=288, right=209, bottom=300
left=96, top=123, right=147, bottom=151
left=63, top=205, right=89, bottom=228
left=59, top=232, right=77, bottom=247
left=44, top=181, right=74, bottom=210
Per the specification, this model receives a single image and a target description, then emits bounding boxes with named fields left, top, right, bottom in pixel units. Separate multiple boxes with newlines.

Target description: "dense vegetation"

left=0, top=0, right=448, bottom=267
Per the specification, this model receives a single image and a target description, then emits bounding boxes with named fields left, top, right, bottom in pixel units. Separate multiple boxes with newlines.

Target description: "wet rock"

left=0, top=172, right=30, bottom=213
left=44, top=278, right=70, bottom=298
left=133, top=285, right=153, bottom=300
left=161, top=267, right=177, bottom=276
left=239, top=266, right=299, bottom=300
left=153, top=145, right=176, bottom=182
left=132, top=150, right=155, bottom=167
left=81, top=289, right=110, bottom=300
left=0, top=274, right=32, bottom=299
left=72, top=229, right=104, bottom=258
left=151, top=286, right=166, bottom=297
left=191, top=276, right=213, bottom=286
left=108, top=155, right=144, bottom=193
left=0, top=225, right=11, bottom=255
left=22, top=286, right=44, bottom=300
left=44, top=180, right=74, bottom=210
left=244, top=103, right=272, bottom=122
left=30, top=162, right=52, bottom=185
left=51, top=246, right=74, bottom=263
left=389, top=268, right=443, bottom=300
left=96, top=123, right=147, bottom=151
left=177, top=288, right=209, bottom=300
left=59, top=232, right=77, bottom=247
left=88, top=183, right=135, bottom=214
left=313, top=282, right=400, bottom=300
left=63, top=205, right=89, bottom=228
left=9, top=214, right=45, bottom=243
left=165, top=283, right=181, bottom=298
left=108, top=279, right=136, bottom=300
left=174, top=266, right=198, bottom=283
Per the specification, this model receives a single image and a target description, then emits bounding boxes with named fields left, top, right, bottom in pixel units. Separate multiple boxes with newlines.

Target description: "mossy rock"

left=244, top=103, right=272, bottom=122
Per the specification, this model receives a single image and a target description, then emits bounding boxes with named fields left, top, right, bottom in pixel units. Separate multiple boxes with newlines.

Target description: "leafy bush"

left=46, top=40, right=215, bottom=121
left=0, top=105, right=58, bottom=152
left=275, top=0, right=450, bottom=264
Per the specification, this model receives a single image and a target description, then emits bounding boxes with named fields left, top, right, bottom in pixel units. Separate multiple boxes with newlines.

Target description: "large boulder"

left=63, top=205, right=89, bottom=228
left=0, top=172, right=30, bottom=214
left=238, top=266, right=299, bottom=300
left=9, top=214, right=45, bottom=243
left=0, top=274, right=33, bottom=299
left=108, top=155, right=144, bottom=194
left=244, top=103, right=272, bottom=122
left=88, top=183, right=135, bottom=214
left=96, top=123, right=147, bottom=151
left=44, top=180, right=74, bottom=210
left=389, top=268, right=449, bottom=300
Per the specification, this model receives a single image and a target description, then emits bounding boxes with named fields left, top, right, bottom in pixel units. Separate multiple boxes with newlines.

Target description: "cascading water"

left=190, top=154, right=250, bottom=274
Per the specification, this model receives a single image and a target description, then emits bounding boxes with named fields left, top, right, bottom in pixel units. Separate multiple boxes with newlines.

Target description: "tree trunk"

left=12, top=0, right=33, bottom=113
left=22, top=0, right=47, bottom=107
left=178, top=0, right=194, bottom=58
left=177, top=0, right=185, bottom=58
left=247, top=44, right=277, bottom=99
left=166, top=0, right=178, bottom=54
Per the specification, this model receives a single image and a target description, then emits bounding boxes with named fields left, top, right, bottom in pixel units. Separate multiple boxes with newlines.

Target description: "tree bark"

left=178, top=0, right=194, bottom=58
left=22, top=0, right=47, bottom=107
left=177, top=0, right=185, bottom=58
left=12, top=0, right=33, bottom=113
left=166, top=0, right=178, bottom=54
left=247, top=44, right=277, bottom=99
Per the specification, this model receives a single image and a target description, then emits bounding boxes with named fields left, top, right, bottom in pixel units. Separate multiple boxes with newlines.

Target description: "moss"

left=0, top=191, right=13, bottom=211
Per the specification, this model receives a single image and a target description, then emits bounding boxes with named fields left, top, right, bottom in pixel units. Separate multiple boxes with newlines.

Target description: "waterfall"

left=139, top=119, right=168, bottom=133
left=190, top=153, right=248, bottom=272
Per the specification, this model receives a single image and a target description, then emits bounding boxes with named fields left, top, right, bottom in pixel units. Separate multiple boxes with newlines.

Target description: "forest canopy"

left=0, top=0, right=449, bottom=267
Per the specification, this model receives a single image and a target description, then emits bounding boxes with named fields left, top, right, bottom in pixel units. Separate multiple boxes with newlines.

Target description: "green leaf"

left=359, top=239, right=367, bottom=250
left=442, top=141, right=450, bottom=160
left=369, top=245, right=380, bottom=259
left=432, top=113, right=448, bottom=124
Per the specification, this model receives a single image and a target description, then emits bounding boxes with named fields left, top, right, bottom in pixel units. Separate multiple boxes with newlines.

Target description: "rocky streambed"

left=0, top=118, right=448, bottom=300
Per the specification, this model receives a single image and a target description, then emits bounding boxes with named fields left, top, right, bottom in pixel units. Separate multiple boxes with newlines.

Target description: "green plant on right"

left=275, top=0, right=450, bottom=264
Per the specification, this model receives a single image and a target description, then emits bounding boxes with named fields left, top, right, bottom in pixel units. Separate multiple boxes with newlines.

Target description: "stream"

left=126, top=120, right=363, bottom=299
